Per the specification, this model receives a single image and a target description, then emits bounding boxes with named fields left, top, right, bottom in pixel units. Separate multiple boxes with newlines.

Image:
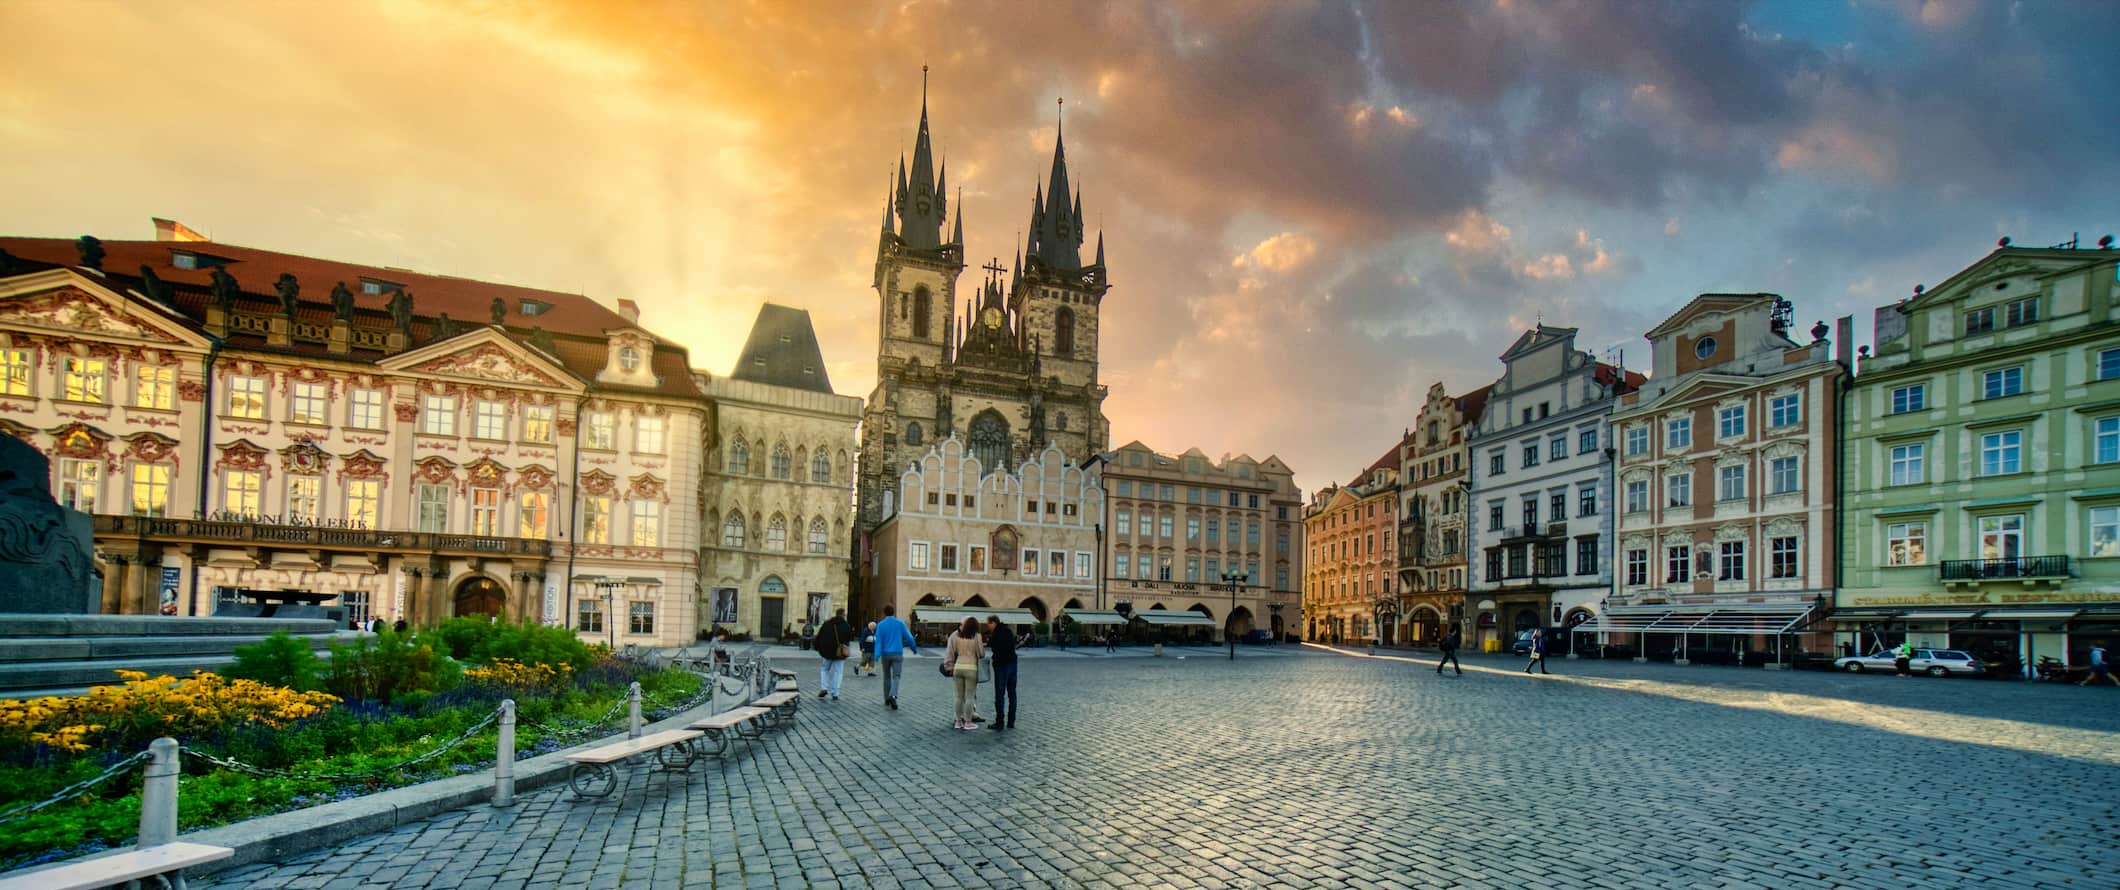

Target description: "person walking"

left=860, top=621, right=878, bottom=676
left=815, top=608, right=855, bottom=700
left=1104, top=629, right=1117, bottom=654
left=945, top=617, right=985, bottom=731
left=986, top=615, right=1020, bottom=731
left=872, top=604, right=919, bottom=709
left=2081, top=642, right=2117, bottom=687
left=1435, top=628, right=1463, bottom=676
left=1894, top=640, right=1914, bottom=678
left=1522, top=628, right=1549, bottom=675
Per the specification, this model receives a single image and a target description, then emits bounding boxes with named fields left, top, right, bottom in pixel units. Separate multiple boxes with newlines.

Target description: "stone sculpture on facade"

left=331, top=282, right=356, bottom=322
left=387, top=288, right=414, bottom=331
left=274, top=273, right=301, bottom=316
left=209, top=267, right=240, bottom=311
left=490, top=297, right=508, bottom=326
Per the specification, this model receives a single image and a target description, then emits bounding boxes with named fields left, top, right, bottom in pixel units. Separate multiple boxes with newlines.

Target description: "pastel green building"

left=1838, top=239, right=2120, bottom=673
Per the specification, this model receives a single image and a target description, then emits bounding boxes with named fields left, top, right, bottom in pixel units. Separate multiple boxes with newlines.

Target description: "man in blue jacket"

left=872, top=604, right=920, bottom=709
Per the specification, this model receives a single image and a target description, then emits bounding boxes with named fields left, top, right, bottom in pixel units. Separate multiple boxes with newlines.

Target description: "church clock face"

left=982, top=307, right=1002, bottom=329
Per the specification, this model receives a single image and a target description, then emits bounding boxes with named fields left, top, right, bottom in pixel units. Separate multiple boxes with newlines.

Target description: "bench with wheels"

left=563, top=729, right=706, bottom=800
left=749, top=691, right=800, bottom=727
left=0, top=842, right=233, bottom=890
left=687, top=706, right=771, bottom=753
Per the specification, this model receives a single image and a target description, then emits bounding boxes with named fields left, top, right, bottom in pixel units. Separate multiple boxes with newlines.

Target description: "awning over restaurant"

left=912, top=608, right=1039, bottom=626
left=1832, top=607, right=2083, bottom=623
left=1134, top=609, right=1219, bottom=627
left=1059, top=610, right=1130, bottom=625
left=1573, top=603, right=1814, bottom=636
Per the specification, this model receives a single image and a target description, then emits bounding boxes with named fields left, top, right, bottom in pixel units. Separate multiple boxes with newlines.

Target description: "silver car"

left=1834, top=648, right=1985, bottom=677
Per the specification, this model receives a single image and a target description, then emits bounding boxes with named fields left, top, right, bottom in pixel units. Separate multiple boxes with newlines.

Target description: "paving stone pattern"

left=201, top=649, right=2120, bottom=889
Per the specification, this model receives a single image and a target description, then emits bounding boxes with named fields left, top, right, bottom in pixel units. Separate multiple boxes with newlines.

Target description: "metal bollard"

left=494, top=700, right=516, bottom=808
left=628, top=682, right=643, bottom=739
left=139, top=737, right=179, bottom=847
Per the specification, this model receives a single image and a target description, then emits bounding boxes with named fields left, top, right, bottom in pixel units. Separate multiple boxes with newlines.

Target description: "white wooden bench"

left=750, top=691, right=799, bottom=726
left=0, top=841, right=233, bottom=890
left=563, top=729, right=705, bottom=799
left=774, top=679, right=800, bottom=693
left=687, top=706, right=770, bottom=752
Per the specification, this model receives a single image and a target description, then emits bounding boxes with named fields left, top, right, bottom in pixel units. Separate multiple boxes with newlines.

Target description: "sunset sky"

left=3, top=0, right=2114, bottom=494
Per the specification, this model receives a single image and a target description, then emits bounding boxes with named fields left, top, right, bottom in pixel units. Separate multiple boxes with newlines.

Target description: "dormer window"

left=170, top=251, right=231, bottom=270
left=519, top=298, right=553, bottom=317
left=618, top=347, right=641, bottom=372
left=359, top=278, right=403, bottom=296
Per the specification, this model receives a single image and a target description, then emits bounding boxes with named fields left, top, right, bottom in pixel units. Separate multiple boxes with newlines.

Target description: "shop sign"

left=208, top=510, right=370, bottom=530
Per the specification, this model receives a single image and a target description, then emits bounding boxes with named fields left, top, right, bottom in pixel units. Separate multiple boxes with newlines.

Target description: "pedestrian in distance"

left=986, top=615, right=1020, bottom=730
left=815, top=608, right=855, bottom=700
left=945, top=617, right=985, bottom=731
left=872, top=604, right=919, bottom=709
left=2082, top=642, right=2117, bottom=687
left=1894, top=640, right=1913, bottom=678
left=1523, top=628, right=1549, bottom=675
left=861, top=621, right=878, bottom=676
left=1436, top=628, right=1464, bottom=676
left=1104, top=630, right=1117, bottom=654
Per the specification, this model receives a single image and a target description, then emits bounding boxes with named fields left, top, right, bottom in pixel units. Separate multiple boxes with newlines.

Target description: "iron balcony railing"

left=1938, top=555, right=2070, bottom=582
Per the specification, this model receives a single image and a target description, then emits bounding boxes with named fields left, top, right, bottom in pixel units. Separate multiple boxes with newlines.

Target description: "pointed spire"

left=1094, top=231, right=1105, bottom=267
left=895, top=69, right=945, bottom=249
left=950, top=187, right=964, bottom=246
left=1072, top=192, right=1084, bottom=248
left=1028, top=96, right=1083, bottom=270
left=881, top=177, right=896, bottom=236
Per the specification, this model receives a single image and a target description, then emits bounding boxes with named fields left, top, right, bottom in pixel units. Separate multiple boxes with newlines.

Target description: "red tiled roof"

left=1594, top=362, right=1646, bottom=391
left=0, top=236, right=703, bottom=399
left=1455, top=383, right=1493, bottom=424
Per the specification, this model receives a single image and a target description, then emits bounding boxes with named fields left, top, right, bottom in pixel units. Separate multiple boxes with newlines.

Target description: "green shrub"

left=421, top=618, right=593, bottom=672
left=325, top=630, right=459, bottom=703
left=225, top=631, right=323, bottom=692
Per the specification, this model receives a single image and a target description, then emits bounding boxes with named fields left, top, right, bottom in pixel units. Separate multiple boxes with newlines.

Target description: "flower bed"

left=0, top=621, right=702, bottom=871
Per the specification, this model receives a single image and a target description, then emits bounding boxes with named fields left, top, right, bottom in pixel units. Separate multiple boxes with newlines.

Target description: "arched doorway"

left=964, top=595, right=989, bottom=608
left=1226, top=606, right=1255, bottom=640
left=1512, top=607, right=1541, bottom=633
left=759, top=576, right=787, bottom=639
left=453, top=575, right=506, bottom=619
left=1063, top=598, right=1083, bottom=610
left=1019, top=596, right=1048, bottom=623
left=1410, top=607, right=1442, bottom=647
left=1477, top=610, right=1497, bottom=647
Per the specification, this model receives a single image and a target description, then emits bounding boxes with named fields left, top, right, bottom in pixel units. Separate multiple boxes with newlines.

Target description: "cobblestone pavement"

left=202, top=648, right=2120, bottom=889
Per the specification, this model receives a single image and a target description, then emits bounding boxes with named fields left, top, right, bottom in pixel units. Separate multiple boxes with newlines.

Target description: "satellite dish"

left=1913, top=284, right=1925, bottom=295
left=2101, top=235, right=2115, bottom=249
left=1998, top=236, right=2011, bottom=247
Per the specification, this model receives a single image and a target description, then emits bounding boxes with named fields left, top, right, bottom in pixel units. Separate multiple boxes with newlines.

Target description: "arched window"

left=905, top=421, right=923, bottom=447
left=1055, top=306, right=1075, bottom=356
left=811, top=450, right=832, bottom=483
left=808, top=517, right=828, bottom=554
left=767, top=514, right=788, bottom=551
left=722, top=512, right=746, bottom=548
left=968, top=410, right=1010, bottom=476
left=912, top=287, right=931, bottom=340
left=1056, top=412, right=1068, bottom=432
left=727, top=438, right=750, bottom=474
left=771, top=444, right=791, bottom=479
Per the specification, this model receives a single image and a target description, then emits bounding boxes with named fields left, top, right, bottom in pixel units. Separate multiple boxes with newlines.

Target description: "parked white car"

left=1834, top=648, right=1985, bottom=677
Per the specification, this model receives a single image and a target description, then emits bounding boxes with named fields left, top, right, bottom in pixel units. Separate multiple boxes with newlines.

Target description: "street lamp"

left=595, top=579, right=623, bottom=649
left=1077, top=451, right=1116, bottom=612
left=1220, top=571, right=1249, bottom=661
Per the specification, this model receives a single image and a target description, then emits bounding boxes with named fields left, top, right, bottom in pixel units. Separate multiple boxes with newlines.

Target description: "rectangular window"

left=1965, top=306, right=1995, bottom=335
left=1667, top=417, right=1692, bottom=450
left=1206, top=518, right=1220, bottom=543
left=57, top=458, right=98, bottom=512
left=1718, top=541, right=1745, bottom=581
left=629, top=602, right=655, bottom=636
left=1982, top=366, right=2023, bottom=399
left=1117, top=481, right=1132, bottom=497
left=1889, top=444, right=1925, bottom=486
left=1116, top=510, right=1131, bottom=536
left=1625, top=426, right=1649, bottom=456
left=1549, top=433, right=1567, bottom=462
left=965, top=545, right=986, bottom=573
left=1485, top=549, right=1503, bottom=581
left=349, top=389, right=384, bottom=429
left=1276, top=565, right=1290, bottom=590
left=1771, top=536, right=1799, bottom=579
left=635, top=415, right=666, bottom=454
left=939, top=544, right=958, bottom=572
left=1506, top=546, right=1526, bottom=578
left=1980, top=430, right=2022, bottom=476
left=1186, top=517, right=1200, bottom=542
left=908, top=542, right=929, bottom=571
left=1578, top=481, right=1597, bottom=517
left=1159, top=515, right=1174, bottom=538
left=1625, top=549, right=1648, bottom=586
left=2096, top=417, right=2119, bottom=465
left=1159, top=485, right=1174, bottom=500
left=1978, top=514, right=2023, bottom=561
left=286, top=476, right=320, bottom=524
left=1770, top=456, right=1799, bottom=495
left=1185, top=487, right=1200, bottom=504
left=2005, top=296, right=2038, bottom=327
left=1575, top=537, right=1596, bottom=576
left=1667, top=473, right=1691, bottom=507
left=1185, top=558, right=1200, bottom=583
left=1717, top=406, right=1746, bottom=439
left=415, top=483, right=449, bottom=532
left=1138, top=554, right=1152, bottom=579
left=345, top=479, right=380, bottom=529
left=630, top=500, right=661, bottom=547
left=519, top=491, right=549, bottom=539
left=1666, top=545, right=1691, bottom=583
left=1769, top=394, right=1800, bottom=429
left=1625, top=480, right=1649, bottom=514
left=129, top=463, right=169, bottom=517
left=134, top=366, right=174, bottom=410
left=584, top=412, right=615, bottom=450
left=1022, top=548, right=1039, bottom=576
left=1579, top=428, right=1598, bottom=455
left=420, top=395, right=457, bottom=436
left=1522, top=442, right=1540, bottom=468
left=228, top=375, right=266, bottom=419
left=473, top=400, right=507, bottom=439
left=290, top=382, right=328, bottom=425
left=1521, top=496, right=1538, bottom=529
left=1489, top=450, right=1506, bottom=476
left=1050, top=550, right=1067, bottom=577
left=523, top=405, right=554, bottom=444
left=0, top=349, right=29, bottom=396
left=2091, top=506, right=2120, bottom=558
left=62, top=357, right=106, bottom=403
left=222, top=469, right=261, bottom=514
left=1157, top=557, right=1173, bottom=581
left=1114, top=554, right=1130, bottom=578
left=471, top=488, right=501, bottom=536
left=1718, top=465, right=1746, bottom=502
left=577, top=598, right=604, bottom=633
left=1488, top=501, right=1504, bottom=531
left=582, top=496, right=611, bottom=545
left=1549, top=491, right=1566, bottom=523
left=2101, top=348, right=2120, bottom=382
left=1205, top=558, right=1220, bottom=580
left=1886, top=522, right=1926, bottom=566
left=1890, top=384, right=1926, bottom=414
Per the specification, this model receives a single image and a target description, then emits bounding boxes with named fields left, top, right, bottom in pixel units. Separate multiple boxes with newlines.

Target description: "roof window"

left=359, top=278, right=403, bottom=296
left=170, top=250, right=231, bottom=270
left=518, top=298, right=553, bottom=316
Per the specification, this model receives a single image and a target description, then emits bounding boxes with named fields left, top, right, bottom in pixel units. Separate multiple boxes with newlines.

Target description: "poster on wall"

left=394, top=570, right=406, bottom=621
left=711, top=587, right=739, bottom=625
left=806, top=592, right=832, bottom=628
left=158, top=567, right=181, bottom=616
left=543, top=579, right=559, bottom=626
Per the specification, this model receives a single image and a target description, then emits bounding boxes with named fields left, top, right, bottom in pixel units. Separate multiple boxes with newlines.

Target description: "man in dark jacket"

left=986, top=615, right=1020, bottom=730
left=815, top=609, right=855, bottom=700
left=1435, top=628, right=1463, bottom=676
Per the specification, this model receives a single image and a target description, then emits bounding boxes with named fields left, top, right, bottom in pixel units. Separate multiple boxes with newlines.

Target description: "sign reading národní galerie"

left=208, top=511, right=371, bottom=530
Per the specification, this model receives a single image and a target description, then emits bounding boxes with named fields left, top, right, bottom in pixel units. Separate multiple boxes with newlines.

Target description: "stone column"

left=101, top=554, right=129, bottom=614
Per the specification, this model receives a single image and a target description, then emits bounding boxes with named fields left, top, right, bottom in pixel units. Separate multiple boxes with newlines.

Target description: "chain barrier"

left=519, top=692, right=631, bottom=742
left=181, top=707, right=503, bottom=783
left=0, top=750, right=153, bottom=829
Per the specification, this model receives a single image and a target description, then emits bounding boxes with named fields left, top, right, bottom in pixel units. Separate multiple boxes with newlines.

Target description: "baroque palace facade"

left=0, top=223, right=860, bottom=647
left=1100, top=442, right=1304, bottom=640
